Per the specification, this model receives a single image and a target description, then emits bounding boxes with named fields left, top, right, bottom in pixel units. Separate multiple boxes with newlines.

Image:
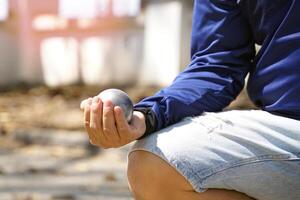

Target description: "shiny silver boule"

left=99, top=89, right=133, bottom=122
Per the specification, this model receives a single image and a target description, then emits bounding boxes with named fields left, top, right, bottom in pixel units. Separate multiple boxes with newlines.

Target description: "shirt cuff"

left=133, top=107, right=157, bottom=139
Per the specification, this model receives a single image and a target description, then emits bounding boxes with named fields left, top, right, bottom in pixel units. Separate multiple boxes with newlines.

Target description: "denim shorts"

left=130, top=110, right=300, bottom=200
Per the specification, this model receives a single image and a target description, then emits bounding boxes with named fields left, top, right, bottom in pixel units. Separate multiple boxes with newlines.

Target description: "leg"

left=128, top=110, right=300, bottom=200
left=127, top=150, right=255, bottom=200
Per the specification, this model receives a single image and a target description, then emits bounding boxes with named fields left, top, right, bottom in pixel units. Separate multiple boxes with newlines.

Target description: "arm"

left=135, top=0, right=255, bottom=134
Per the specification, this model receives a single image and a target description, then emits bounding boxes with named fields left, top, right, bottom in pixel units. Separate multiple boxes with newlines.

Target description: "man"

left=81, top=0, right=300, bottom=199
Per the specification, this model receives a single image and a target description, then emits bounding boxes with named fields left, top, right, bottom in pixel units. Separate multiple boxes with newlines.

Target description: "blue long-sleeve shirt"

left=135, top=0, right=300, bottom=133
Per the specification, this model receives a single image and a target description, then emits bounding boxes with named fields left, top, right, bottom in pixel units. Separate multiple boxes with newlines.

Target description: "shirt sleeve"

left=134, top=0, right=255, bottom=132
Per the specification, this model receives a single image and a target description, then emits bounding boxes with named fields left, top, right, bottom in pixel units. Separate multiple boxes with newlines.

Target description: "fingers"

left=114, top=106, right=130, bottom=135
left=102, top=100, right=120, bottom=141
left=89, top=96, right=106, bottom=146
left=90, top=97, right=102, bottom=130
left=84, top=97, right=92, bottom=127
left=84, top=98, right=96, bottom=142
left=80, top=99, right=87, bottom=110
left=82, top=96, right=137, bottom=148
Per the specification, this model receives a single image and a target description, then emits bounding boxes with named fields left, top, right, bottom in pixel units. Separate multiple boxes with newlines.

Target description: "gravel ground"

left=0, top=85, right=255, bottom=200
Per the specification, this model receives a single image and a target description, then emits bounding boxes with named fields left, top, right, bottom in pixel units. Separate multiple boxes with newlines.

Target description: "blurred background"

left=0, top=0, right=254, bottom=199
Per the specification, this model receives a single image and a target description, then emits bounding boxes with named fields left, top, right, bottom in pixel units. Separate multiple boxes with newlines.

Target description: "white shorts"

left=130, top=110, right=300, bottom=200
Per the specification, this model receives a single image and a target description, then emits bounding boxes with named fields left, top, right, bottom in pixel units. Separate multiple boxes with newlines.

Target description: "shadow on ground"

left=0, top=85, right=255, bottom=200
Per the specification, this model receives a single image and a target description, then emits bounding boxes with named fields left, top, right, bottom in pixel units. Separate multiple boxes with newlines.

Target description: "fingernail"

left=91, top=103, right=98, bottom=111
left=93, top=96, right=99, bottom=103
left=87, top=97, right=93, bottom=105
left=104, top=100, right=113, bottom=108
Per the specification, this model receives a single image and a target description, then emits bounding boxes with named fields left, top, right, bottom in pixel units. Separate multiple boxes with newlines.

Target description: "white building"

left=0, top=0, right=193, bottom=87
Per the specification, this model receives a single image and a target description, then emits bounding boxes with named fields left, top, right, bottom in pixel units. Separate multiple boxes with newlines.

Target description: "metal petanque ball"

left=98, top=89, right=133, bottom=123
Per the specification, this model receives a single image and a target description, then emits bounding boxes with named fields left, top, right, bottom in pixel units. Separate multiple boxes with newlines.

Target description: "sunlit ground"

left=0, top=85, right=159, bottom=200
left=0, top=84, right=255, bottom=200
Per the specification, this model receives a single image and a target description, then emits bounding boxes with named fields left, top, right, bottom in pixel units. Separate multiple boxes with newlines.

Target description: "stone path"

left=0, top=85, right=255, bottom=200
left=0, top=129, right=133, bottom=200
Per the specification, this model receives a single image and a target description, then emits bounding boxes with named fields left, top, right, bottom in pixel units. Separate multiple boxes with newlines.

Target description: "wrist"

left=133, top=107, right=157, bottom=139
left=133, top=111, right=147, bottom=137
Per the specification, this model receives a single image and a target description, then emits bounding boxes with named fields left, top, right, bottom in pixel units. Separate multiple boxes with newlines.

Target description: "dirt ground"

left=0, top=85, right=255, bottom=200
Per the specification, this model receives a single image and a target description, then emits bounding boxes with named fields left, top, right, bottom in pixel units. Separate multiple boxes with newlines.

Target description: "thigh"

left=128, top=150, right=255, bottom=200
left=130, top=110, right=300, bottom=200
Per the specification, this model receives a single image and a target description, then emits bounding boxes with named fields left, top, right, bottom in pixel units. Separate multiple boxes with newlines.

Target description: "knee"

left=127, top=150, right=159, bottom=198
left=127, top=151, right=255, bottom=200
left=127, top=150, right=193, bottom=199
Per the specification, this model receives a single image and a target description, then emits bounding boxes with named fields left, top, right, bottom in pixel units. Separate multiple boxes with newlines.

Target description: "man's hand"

left=80, top=96, right=146, bottom=148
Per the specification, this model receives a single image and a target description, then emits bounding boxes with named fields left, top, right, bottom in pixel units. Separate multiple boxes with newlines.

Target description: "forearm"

left=134, top=0, right=255, bottom=134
